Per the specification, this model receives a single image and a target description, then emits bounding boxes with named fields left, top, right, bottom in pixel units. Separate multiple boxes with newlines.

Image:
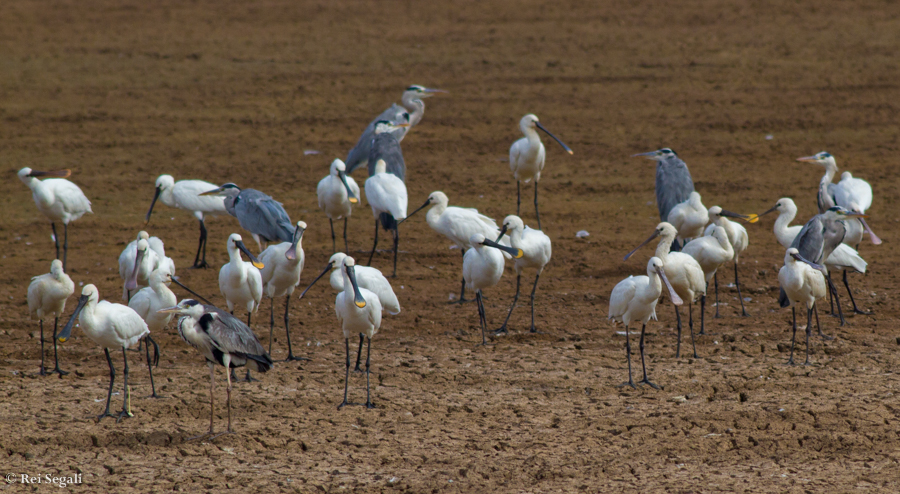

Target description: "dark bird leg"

left=63, top=223, right=69, bottom=272
left=735, top=262, right=749, bottom=317
left=826, top=274, right=845, bottom=326
left=242, top=312, right=258, bottom=382
left=364, top=337, right=375, bottom=409
left=449, top=251, right=473, bottom=304
left=367, top=220, right=378, bottom=266
left=192, top=219, right=209, bottom=268
left=97, top=349, right=117, bottom=421
left=687, top=301, right=699, bottom=358
left=52, top=317, right=67, bottom=375
left=617, top=324, right=636, bottom=389
left=50, top=223, right=60, bottom=261
left=814, top=300, right=830, bottom=340
left=827, top=280, right=836, bottom=316
left=697, top=295, right=707, bottom=335
left=144, top=335, right=162, bottom=398
left=529, top=272, right=542, bottom=333
left=188, top=363, right=217, bottom=441
left=38, top=320, right=47, bottom=375
left=516, top=181, right=521, bottom=216
left=284, top=295, right=308, bottom=362
left=476, top=290, right=488, bottom=346
left=117, top=348, right=133, bottom=422
left=637, top=324, right=659, bottom=389
left=343, top=218, right=349, bottom=254
left=534, top=181, right=542, bottom=231
left=268, top=296, right=275, bottom=355
left=843, top=269, right=871, bottom=315
left=787, top=306, right=797, bottom=365
left=338, top=338, right=351, bottom=409
left=804, top=305, right=814, bottom=365
left=329, top=218, right=336, bottom=254
left=713, top=272, right=721, bottom=318
left=353, top=333, right=364, bottom=372
left=493, top=273, right=520, bottom=334
left=674, top=305, right=682, bottom=359
left=391, top=226, right=399, bottom=278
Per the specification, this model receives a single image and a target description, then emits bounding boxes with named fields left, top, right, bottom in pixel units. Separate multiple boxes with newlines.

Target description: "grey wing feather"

left=368, top=134, right=406, bottom=181
left=655, top=157, right=694, bottom=220
left=790, top=216, right=826, bottom=264
left=346, top=104, right=410, bottom=173
left=817, top=183, right=837, bottom=214
left=235, top=189, right=294, bottom=243
left=202, top=305, right=273, bottom=368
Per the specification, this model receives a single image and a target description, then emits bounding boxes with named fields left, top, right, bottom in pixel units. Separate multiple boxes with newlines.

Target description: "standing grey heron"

left=797, top=152, right=838, bottom=214
left=778, top=206, right=867, bottom=328
left=633, top=148, right=694, bottom=250
left=17, top=168, right=93, bottom=270
left=509, top=114, right=573, bottom=231
left=145, top=174, right=227, bottom=268
left=367, top=121, right=411, bottom=180
left=159, top=299, right=273, bottom=439
left=201, top=183, right=294, bottom=252
left=345, top=86, right=447, bottom=174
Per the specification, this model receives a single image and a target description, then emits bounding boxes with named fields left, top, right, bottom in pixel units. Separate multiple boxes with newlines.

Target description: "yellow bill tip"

left=355, top=301, right=367, bottom=308
left=567, top=150, right=574, bottom=155
left=252, top=261, right=265, bottom=269
left=746, top=213, right=759, bottom=224
left=58, top=337, right=67, bottom=343
left=349, top=197, right=359, bottom=204
left=515, top=249, right=525, bottom=259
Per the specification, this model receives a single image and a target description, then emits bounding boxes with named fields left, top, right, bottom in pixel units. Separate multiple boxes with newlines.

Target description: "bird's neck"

left=654, top=235, right=674, bottom=259
left=401, top=97, right=425, bottom=126
left=773, top=209, right=796, bottom=246
left=425, top=203, right=446, bottom=225
left=27, top=179, right=53, bottom=206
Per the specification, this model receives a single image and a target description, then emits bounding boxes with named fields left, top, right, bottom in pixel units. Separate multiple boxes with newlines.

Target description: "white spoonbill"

left=57, top=285, right=159, bottom=422
left=405, top=191, right=510, bottom=303
left=702, top=206, right=759, bottom=317
left=127, top=269, right=177, bottom=397
left=219, top=233, right=265, bottom=323
left=27, top=259, right=74, bottom=375
left=682, top=225, right=734, bottom=335
left=609, top=257, right=683, bottom=389
left=494, top=215, right=551, bottom=334
left=334, top=256, right=383, bottom=409
left=300, top=252, right=400, bottom=372
left=758, top=198, right=870, bottom=315
left=778, top=248, right=827, bottom=365
left=119, top=236, right=160, bottom=301
left=667, top=191, right=709, bottom=244
left=159, top=299, right=273, bottom=440
left=462, top=233, right=524, bottom=345
left=145, top=174, right=227, bottom=268
left=509, top=114, right=573, bottom=230
left=625, top=223, right=706, bottom=358
left=17, top=168, right=92, bottom=270
left=364, top=159, right=408, bottom=277
left=258, top=221, right=307, bottom=361
left=317, top=159, right=360, bottom=253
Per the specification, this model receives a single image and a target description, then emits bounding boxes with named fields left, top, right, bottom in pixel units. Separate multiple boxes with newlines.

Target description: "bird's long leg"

left=688, top=301, right=699, bottom=358
left=63, top=223, right=69, bottom=272
left=338, top=338, right=350, bottom=409
left=814, top=299, right=830, bottom=341
left=534, top=181, right=542, bottom=231
left=367, top=220, right=378, bottom=266
left=38, top=320, right=47, bottom=376
left=224, top=363, right=233, bottom=433
left=735, top=262, right=749, bottom=317
left=364, top=337, right=375, bottom=409
left=209, top=357, right=234, bottom=439
left=804, top=305, right=814, bottom=365
left=516, top=181, right=521, bottom=217
left=449, top=251, right=474, bottom=305
left=343, top=218, right=350, bottom=254
left=51, top=223, right=60, bottom=261
left=187, top=363, right=216, bottom=441
left=674, top=305, right=682, bottom=359
left=241, top=312, right=258, bottom=382
left=713, top=272, right=721, bottom=318
left=826, top=274, right=845, bottom=326
left=193, top=219, right=209, bottom=268
left=51, top=317, right=67, bottom=375
left=617, top=324, right=636, bottom=389
left=391, top=226, right=399, bottom=278
left=493, top=273, right=520, bottom=334
left=697, top=295, right=708, bottom=335
left=843, top=269, right=871, bottom=315
left=477, top=290, right=488, bottom=346
left=268, top=296, right=275, bottom=355
left=529, top=272, right=542, bottom=333
left=98, top=349, right=116, bottom=421
left=117, top=348, right=133, bottom=422
left=787, top=306, right=797, bottom=365
left=284, top=295, right=308, bottom=362
left=637, top=324, right=659, bottom=389
left=353, top=333, right=364, bottom=372
left=145, top=335, right=162, bottom=398
left=827, top=279, right=835, bottom=316
left=329, top=219, right=336, bottom=254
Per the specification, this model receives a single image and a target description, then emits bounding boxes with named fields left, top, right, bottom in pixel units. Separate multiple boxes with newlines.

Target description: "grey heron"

left=345, top=85, right=446, bottom=174
left=145, top=174, right=227, bottom=268
left=17, top=168, right=92, bottom=271
left=797, top=152, right=838, bottom=214
left=509, top=114, right=573, bottom=231
left=201, top=183, right=294, bottom=252
left=367, top=120, right=410, bottom=180
left=159, top=299, right=273, bottom=439
left=633, top=148, right=694, bottom=250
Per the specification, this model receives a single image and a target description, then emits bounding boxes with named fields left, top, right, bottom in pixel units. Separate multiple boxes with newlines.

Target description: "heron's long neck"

left=821, top=163, right=837, bottom=185
left=774, top=208, right=796, bottom=247
left=401, top=97, right=425, bottom=127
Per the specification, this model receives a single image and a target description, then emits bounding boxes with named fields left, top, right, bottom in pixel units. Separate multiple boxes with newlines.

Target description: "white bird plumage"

left=327, top=252, right=400, bottom=315
left=463, top=233, right=524, bottom=345
left=119, top=235, right=161, bottom=300
left=317, top=159, right=360, bottom=253
left=495, top=215, right=551, bottom=333
left=508, top=114, right=572, bottom=230
left=27, top=259, right=75, bottom=375
left=682, top=225, right=733, bottom=335
left=778, top=248, right=828, bottom=365
left=702, top=205, right=755, bottom=317
left=258, top=221, right=307, bottom=359
left=364, top=159, right=408, bottom=276
left=668, top=191, right=708, bottom=244
left=218, top=233, right=264, bottom=321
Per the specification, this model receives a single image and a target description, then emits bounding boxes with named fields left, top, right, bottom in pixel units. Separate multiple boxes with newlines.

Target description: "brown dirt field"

left=2, top=0, right=900, bottom=492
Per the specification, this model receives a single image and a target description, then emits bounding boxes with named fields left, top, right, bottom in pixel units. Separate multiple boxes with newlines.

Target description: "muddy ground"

left=2, top=0, right=900, bottom=492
